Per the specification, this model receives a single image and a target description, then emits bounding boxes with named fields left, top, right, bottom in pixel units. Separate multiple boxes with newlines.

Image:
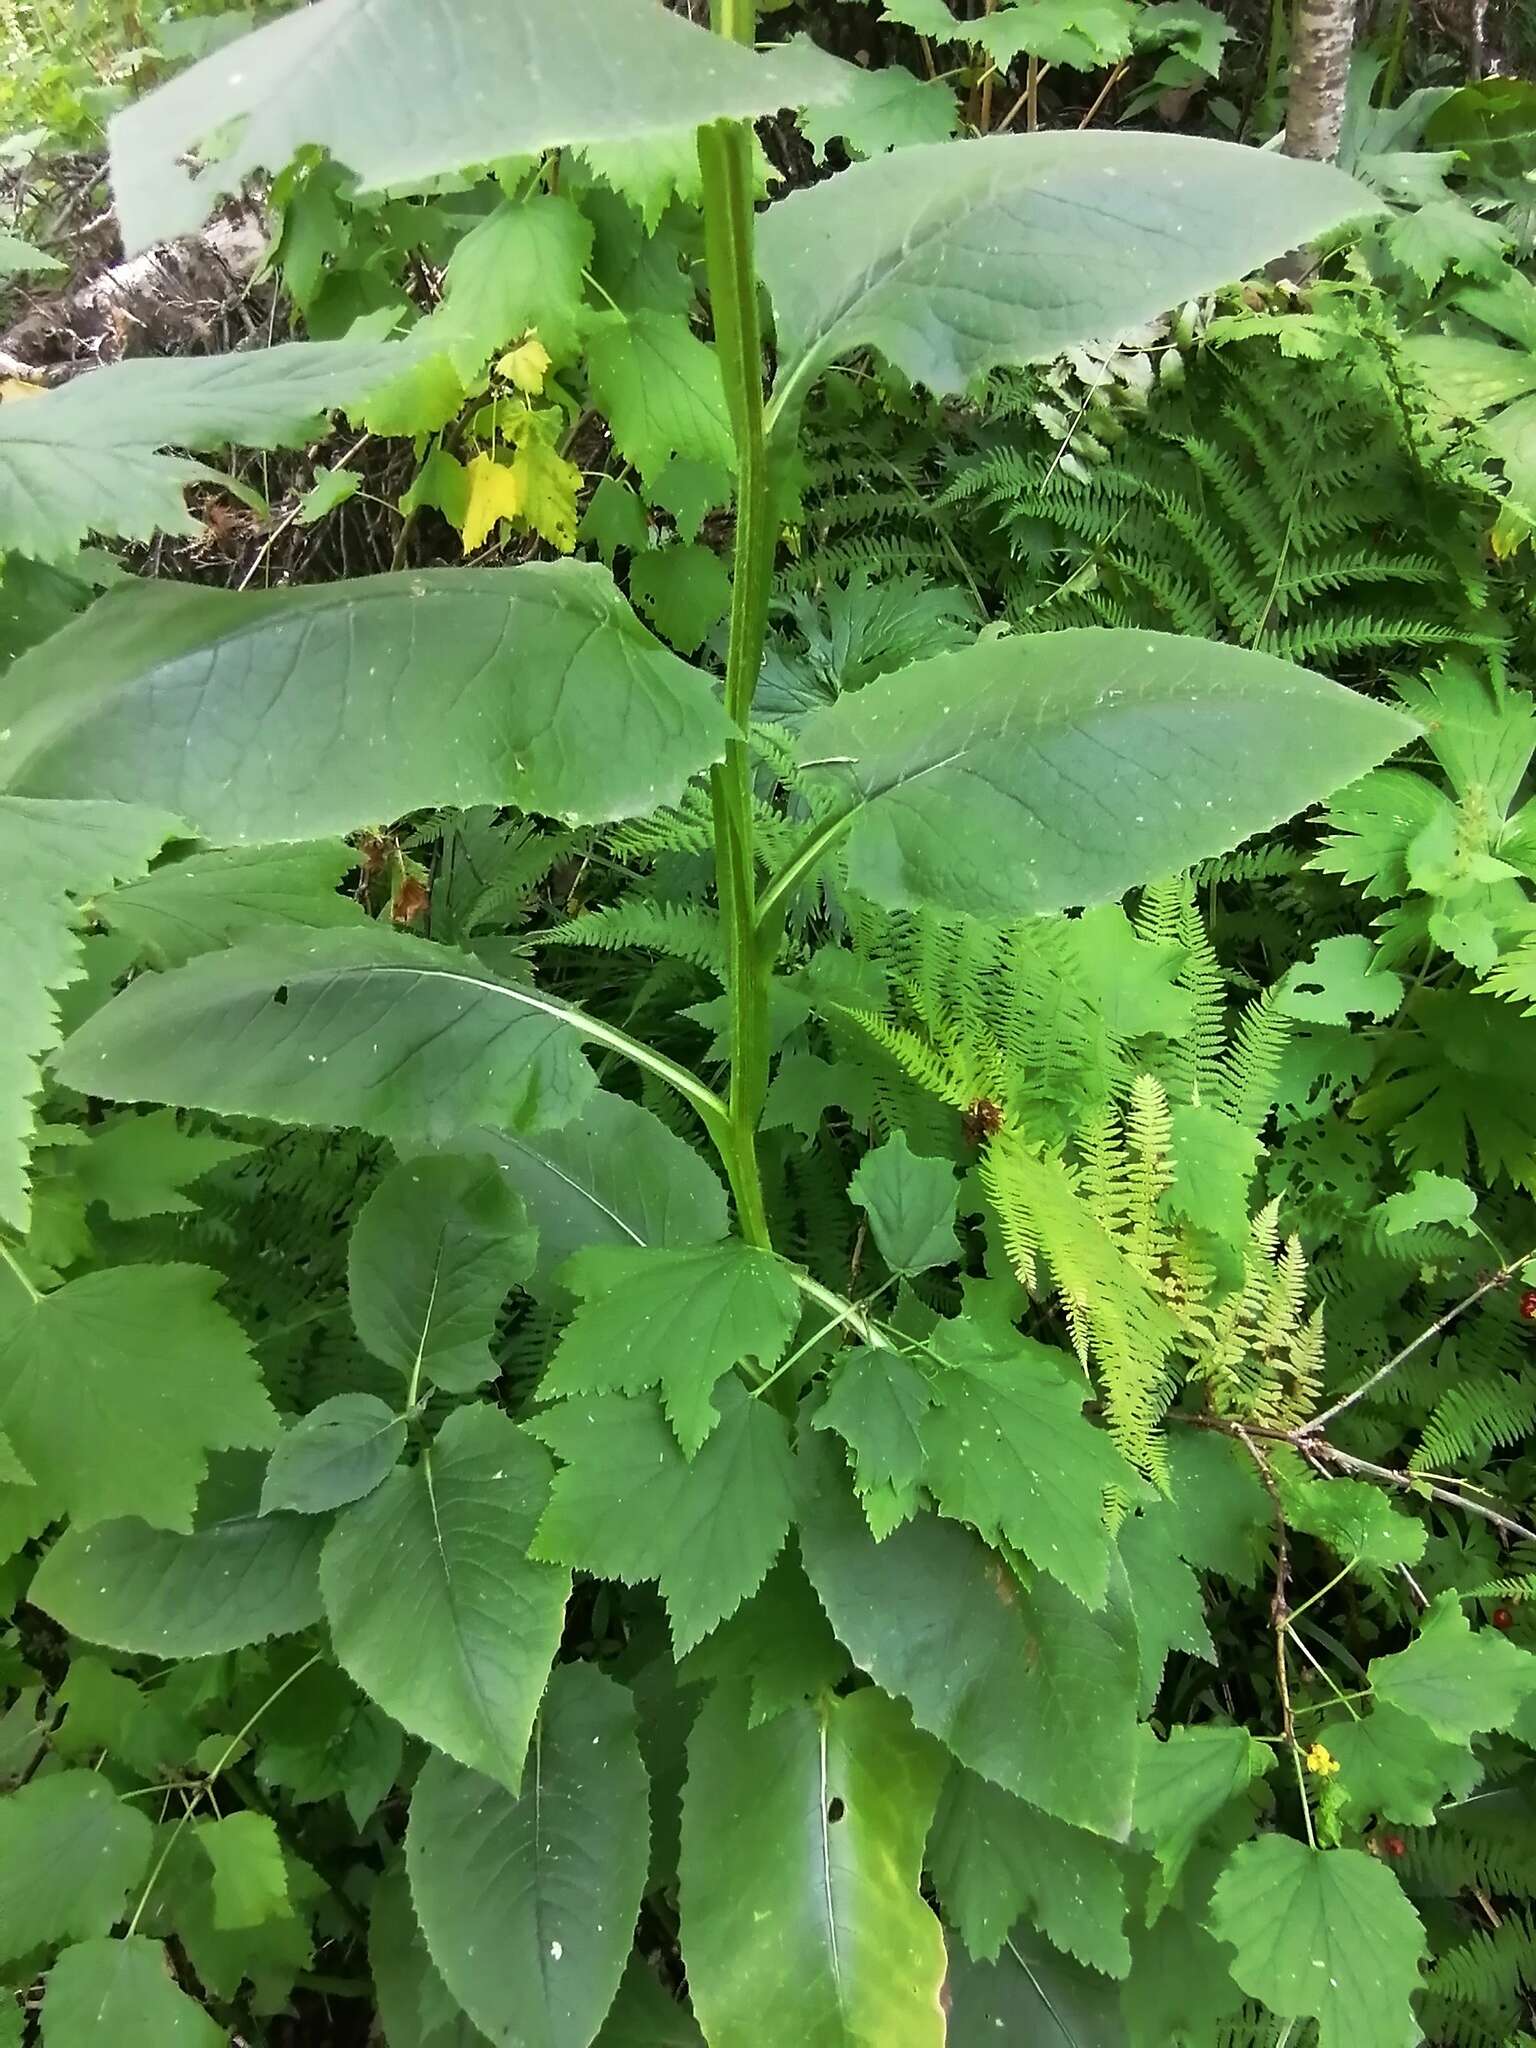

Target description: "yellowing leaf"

left=0, top=378, right=44, bottom=404
left=459, top=452, right=523, bottom=553
left=505, top=414, right=581, bottom=553
left=497, top=335, right=552, bottom=395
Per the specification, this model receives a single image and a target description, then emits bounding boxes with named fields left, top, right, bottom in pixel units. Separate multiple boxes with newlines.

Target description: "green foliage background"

left=2, top=2, right=1536, bottom=2046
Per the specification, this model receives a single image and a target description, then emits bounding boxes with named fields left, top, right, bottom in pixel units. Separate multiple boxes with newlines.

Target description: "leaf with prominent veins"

left=0, top=564, right=734, bottom=839
left=110, top=0, right=847, bottom=252
left=55, top=926, right=724, bottom=1148
left=789, top=630, right=1416, bottom=919
left=760, top=132, right=1377, bottom=414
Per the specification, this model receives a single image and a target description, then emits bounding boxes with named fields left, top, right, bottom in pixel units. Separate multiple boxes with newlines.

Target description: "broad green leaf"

left=1207, top=1838, right=1427, bottom=2048
left=427, top=194, right=593, bottom=377
left=0, top=229, right=62, bottom=276
left=110, top=0, right=845, bottom=251
left=1374, top=1169, right=1479, bottom=1237
left=57, top=928, right=599, bottom=1148
left=0, top=1264, right=277, bottom=1531
left=679, top=1686, right=947, bottom=2048
left=945, top=1928, right=1128, bottom=2048
left=196, top=1812, right=289, bottom=1930
left=259, top=1394, right=406, bottom=1516
left=797, top=1436, right=1139, bottom=1837
left=848, top=1133, right=959, bottom=1276
left=929, top=1766, right=1129, bottom=1975
left=0, top=565, right=733, bottom=837
left=40, top=1938, right=223, bottom=2048
left=760, top=134, right=1376, bottom=410
left=30, top=1511, right=325, bottom=1656
left=406, top=1664, right=650, bottom=2048
left=918, top=1324, right=1129, bottom=1607
left=541, top=1242, right=801, bottom=1455
left=1277, top=1471, right=1426, bottom=1570
left=813, top=1347, right=934, bottom=1534
left=0, top=337, right=419, bottom=560
left=1277, top=934, right=1405, bottom=1025
left=0, top=1774, right=151, bottom=1963
left=1118, top=1512, right=1213, bottom=1712
left=321, top=1403, right=568, bottom=1792
left=455, top=1093, right=728, bottom=1297
left=1131, top=1725, right=1263, bottom=1900
left=99, top=841, right=366, bottom=967
left=134, top=1822, right=315, bottom=2010
left=678, top=1548, right=849, bottom=1727
left=587, top=313, right=735, bottom=489
left=349, top=1153, right=536, bottom=1395
left=1158, top=1430, right=1269, bottom=1585
left=68, top=1110, right=252, bottom=1221
left=1369, top=1593, right=1536, bottom=1740
left=797, top=47, right=960, bottom=160
left=594, top=1960, right=703, bottom=2046
left=980, top=0, right=1138, bottom=67
left=528, top=1381, right=795, bottom=1654
left=795, top=631, right=1415, bottom=919
left=628, top=544, right=732, bottom=657
left=1321, top=1705, right=1481, bottom=1826
left=371, top=1867, right=492, bottom=2048
left=0, top=795, right=178, bottom=1231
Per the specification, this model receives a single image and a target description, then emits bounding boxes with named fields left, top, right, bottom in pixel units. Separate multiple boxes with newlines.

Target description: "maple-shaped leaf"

left=814, top=1346, right=934, bottom=1534
left=1321, top=1704, right=1481, bottom=1826
left=69, top=1109, right=253, bottom=1221
left=427, top=193, right=593, bottom=376
left=797, top=44, right=959, bottom=161
left=528, top=1380, right=795, bottom=1653
left=929, top=1765, right=1130, bottom=1975
left=1369, top=1593, right=1536, bottom=1741
left=920, top=1321, right=1131, bottom=1607
left=848, top=1131, right=960, bottom=1276
left=0, top=1264, right=277, bottom=1532
left=587, top=310, right=735, bottom=488
left=1207, top=1837, right=1427, bottom=2048
left=1131, top=1724, right=1266, bottom=1906
left=540, top=1242, right=801, bottom=1456
left=40, top=1938, right=224, bottom=2048
left=628, top=542, right=731, bottom=655
left=0, top=1773, right=151, bottom=1964
left=980, top=0, right=1139, bottom=69
left=0, top=794, right=179, bottom=1232
left=503, top=414, right=582, bottom=554
left=459, top=451, right=523, bottom=553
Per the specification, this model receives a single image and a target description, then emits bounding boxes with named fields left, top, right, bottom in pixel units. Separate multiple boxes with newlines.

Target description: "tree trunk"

left=1282, top=0, right=1354, bottom=162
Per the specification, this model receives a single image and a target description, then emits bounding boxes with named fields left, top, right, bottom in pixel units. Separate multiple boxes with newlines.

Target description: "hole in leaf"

left=826, top=1797, right=845, bottom=1824
left=271, top=984, right=290, bottom=1006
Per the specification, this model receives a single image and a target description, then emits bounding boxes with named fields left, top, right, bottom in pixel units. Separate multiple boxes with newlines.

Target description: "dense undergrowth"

left=2, top=2, right=1536, bottom=2046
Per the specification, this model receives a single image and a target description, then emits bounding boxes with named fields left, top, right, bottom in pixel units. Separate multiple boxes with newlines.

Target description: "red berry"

left=1383, top=1834, right=1407, bottom=1859
left=1520, top=1289, right=1536, bottom=1322
left=1493, top=1606, right=1515, bottom=1630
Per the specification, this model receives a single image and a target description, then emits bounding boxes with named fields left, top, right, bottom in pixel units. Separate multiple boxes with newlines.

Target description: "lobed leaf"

left=0, top=1775, right=151, bottom=1965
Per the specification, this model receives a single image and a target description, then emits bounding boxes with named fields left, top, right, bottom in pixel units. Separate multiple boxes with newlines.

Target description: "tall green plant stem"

left=697, top=0, right=777, bottom=1252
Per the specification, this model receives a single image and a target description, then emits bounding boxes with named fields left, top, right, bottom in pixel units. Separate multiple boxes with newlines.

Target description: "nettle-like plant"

left=6, top=2, right=1536, bottom=2044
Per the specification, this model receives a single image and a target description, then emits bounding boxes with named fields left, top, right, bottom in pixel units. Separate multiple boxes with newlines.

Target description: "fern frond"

left=539, top=900, right=728, bottom=979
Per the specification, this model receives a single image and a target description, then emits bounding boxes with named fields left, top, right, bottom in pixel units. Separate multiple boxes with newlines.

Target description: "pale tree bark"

left=1282, top=0, right=1355, bottom=163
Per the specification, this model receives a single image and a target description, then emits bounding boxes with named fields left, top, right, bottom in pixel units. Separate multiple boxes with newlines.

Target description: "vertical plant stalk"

left=698, top=0, right=776, bottom=1251
left=1281, top=0, right=1354, bottom=162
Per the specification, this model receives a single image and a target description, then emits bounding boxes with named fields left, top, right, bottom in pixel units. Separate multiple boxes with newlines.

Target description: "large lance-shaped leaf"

left=54, top=928, right=604, bottom=1147
left=759, top=132, right=1377, bottom=413
left=0, top=564, right=733, bottom=837
left=0, top=336, right=422, bottom=561
left=405, top=1665, right=651, bottom=2048
left=1, top=795, right=178, bottom=1232
left=110, top=0, right=845, bottom=252
left=453, top=1092, right=729, bottom=1298
left=796, top=1436, right=1138, bottom=1838
left=679, top=1685, right=948, bottom=2048
left=30, top=1511, right=325, bottom=1657
left=320, top=1404, right=570, bottom=1792
left=793, top=630, right=1416, bottom=919
left=349, top=1153, right=537, bottom=1395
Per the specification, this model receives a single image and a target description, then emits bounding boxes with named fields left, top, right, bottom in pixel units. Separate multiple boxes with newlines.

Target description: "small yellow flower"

left=1304, top=1741, right=1340, bottom=1777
